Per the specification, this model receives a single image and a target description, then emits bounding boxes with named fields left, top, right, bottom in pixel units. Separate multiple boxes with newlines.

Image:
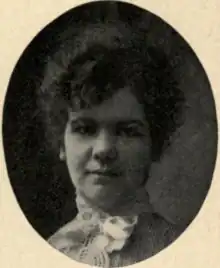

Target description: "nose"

left=93, top=129, right=118, bottom=165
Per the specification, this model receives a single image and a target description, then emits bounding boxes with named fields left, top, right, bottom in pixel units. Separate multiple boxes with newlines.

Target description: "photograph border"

left=0, top=1, right=219, bottom=267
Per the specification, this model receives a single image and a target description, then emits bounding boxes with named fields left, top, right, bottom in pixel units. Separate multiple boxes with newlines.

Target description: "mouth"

left=84, top=169, right=121, bottom=182
left=86, top=169, right=120, bottom=176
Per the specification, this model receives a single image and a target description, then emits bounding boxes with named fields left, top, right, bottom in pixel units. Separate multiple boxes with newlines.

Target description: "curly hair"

left=38, top=25, right=185, bottom=162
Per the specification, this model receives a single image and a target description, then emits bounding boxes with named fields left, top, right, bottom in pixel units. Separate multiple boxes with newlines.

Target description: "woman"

left=38, top=22, right=185, bottom=267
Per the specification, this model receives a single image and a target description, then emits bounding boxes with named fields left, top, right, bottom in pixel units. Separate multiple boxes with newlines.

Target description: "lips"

left=84, top=167, right=122, bottom=180
left=86, top=169, right=120, bottom=177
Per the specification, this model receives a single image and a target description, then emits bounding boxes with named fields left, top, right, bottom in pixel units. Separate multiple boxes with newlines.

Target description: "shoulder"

left=47, top=218, right=86, bottom=252
left=130, top=213, right=184, bottom=259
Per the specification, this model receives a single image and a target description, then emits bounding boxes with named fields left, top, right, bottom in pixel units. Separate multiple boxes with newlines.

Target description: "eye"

left=117, top=125, right=143, bottom=137
left=71, top=121, right=97, bottom=136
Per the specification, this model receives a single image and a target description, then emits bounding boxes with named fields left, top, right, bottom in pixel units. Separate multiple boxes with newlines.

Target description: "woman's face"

left=62, top=88, right=152, bottom=211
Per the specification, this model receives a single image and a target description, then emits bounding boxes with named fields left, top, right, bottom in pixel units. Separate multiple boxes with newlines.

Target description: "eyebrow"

left=70, top=117, right=96, bottom=125
left=116, top=120, right=145, bottom=127
left=70, top=117, right=145, bottom=127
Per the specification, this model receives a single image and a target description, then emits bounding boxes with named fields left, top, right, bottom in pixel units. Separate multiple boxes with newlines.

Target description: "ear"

left=59, top=146, right=66, bottom=161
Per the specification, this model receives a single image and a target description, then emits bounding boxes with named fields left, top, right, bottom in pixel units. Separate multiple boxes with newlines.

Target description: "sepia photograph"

left=2, top=1, right=218, bottom=267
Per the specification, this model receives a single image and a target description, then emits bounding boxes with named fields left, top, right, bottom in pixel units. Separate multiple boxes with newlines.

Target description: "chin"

left=82, top=187, right=118, bottom=211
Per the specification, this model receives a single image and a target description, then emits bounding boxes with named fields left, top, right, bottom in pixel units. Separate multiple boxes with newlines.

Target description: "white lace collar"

left=74, top=193, right=139, bottom=267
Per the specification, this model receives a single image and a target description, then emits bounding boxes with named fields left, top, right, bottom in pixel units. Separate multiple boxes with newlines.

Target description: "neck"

left=75, top=187, right=154, bottom=218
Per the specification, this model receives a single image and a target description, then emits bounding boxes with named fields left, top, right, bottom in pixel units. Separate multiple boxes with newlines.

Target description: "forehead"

left=69, top=88, right=144, bottom=122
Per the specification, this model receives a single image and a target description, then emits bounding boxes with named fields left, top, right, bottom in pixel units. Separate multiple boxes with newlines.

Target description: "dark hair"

left=39, top=29, right=185, bottom=161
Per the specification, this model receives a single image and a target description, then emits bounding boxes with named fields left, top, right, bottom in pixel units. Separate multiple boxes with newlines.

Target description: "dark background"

left=2, top=1, right=218, bottom=239
left=2, top=1, right=150, bottom=239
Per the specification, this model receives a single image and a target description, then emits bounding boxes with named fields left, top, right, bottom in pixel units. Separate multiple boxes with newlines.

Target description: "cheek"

left=119, top=139, right=151, bottom=173
left=64, top=133, right=92, bottom=174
